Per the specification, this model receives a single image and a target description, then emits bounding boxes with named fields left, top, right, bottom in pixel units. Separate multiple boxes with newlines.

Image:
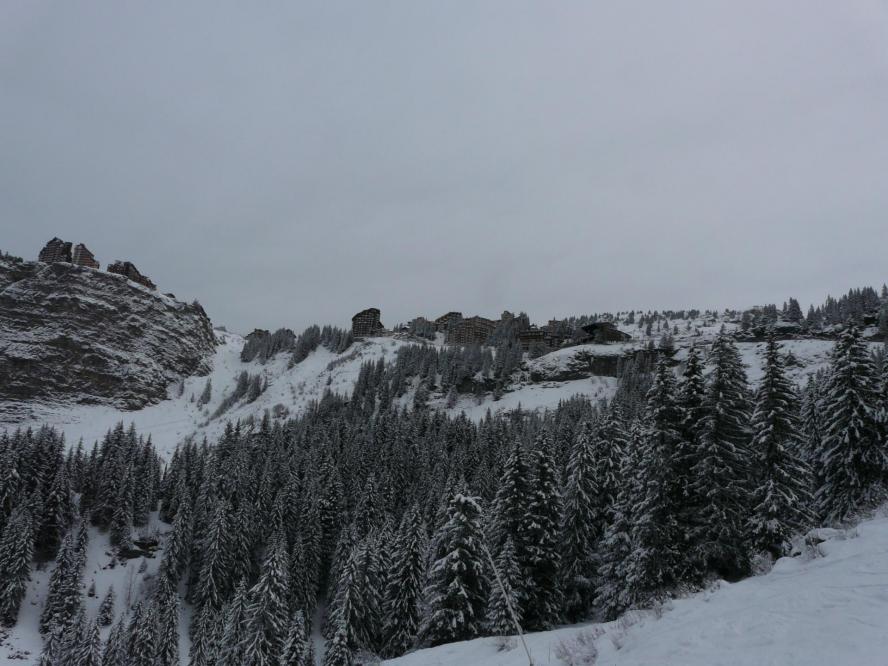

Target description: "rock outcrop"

left=0, top=259, right=215, bottom=414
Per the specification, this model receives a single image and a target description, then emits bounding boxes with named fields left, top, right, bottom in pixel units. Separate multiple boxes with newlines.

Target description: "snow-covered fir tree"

left=0, top=505, right=33, bottom=626
left=423, top=492, right=489, bottom=646
left=816, top=326, right=885, bottom=522
left=484, top=535, right=522, bottom=636
left=621, top=359, right=683, bottom=608
left=560, top=420, right=602, bottom=620
left=521, top=437, right=563, bottom=629
left=97, top=585, right=115, bottom=627
left=690, top=333, right=753, bottom=577
left=241, top=532, right=291, bottom=665
left=747, top=337, right=815, bottom=557
left=280, top=610, right=310, bottom=666
left=382, top=506, right=427, bottom=657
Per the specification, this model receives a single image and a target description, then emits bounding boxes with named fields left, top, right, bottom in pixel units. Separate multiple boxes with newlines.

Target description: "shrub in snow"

left=608, top=611, right=643, bottom=651
left=555, top=627, right=604, bottom=666
left=750, top=552, right=774, bottom=576
left=494, top=635, right=516, bottom=652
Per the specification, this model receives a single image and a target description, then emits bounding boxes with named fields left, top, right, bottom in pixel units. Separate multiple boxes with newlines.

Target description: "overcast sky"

left=3, top=2, right=888, bottom=333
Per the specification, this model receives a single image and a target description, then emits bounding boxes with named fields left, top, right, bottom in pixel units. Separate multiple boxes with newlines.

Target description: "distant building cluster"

left=37, top=237, right=156, bottom=290
left=350, top=306, right=631, bottom=351
left=38, top=237, right=99, bottom=269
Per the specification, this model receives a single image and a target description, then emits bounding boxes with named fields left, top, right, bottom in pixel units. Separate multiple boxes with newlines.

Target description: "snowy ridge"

left=385, top=509, right=888, bottom=666
left=2, top=315, right=880, bottom=459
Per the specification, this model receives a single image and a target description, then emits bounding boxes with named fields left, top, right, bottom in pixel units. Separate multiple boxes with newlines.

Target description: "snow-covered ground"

left=439, top=376, right=618, bottom=421
left=386, top=508, right=888, bottom=666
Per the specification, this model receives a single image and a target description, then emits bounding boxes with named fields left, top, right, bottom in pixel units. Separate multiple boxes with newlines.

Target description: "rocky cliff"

left=0, top=259, right=215, bottom=414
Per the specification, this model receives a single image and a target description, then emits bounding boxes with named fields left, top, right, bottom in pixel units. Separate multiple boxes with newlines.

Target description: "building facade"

left=448, top=315, right=497, bottom=345
left=580, top=321, right=632, bottom=343
left=38, top=238, right=73, bottom=264
left=107, top=260, right=157, bottom=290
left=352, top=308, right=386, bottom=338
left=434, top=311, right=463, bottom=332
left=72, top=244, right=100, bottom=269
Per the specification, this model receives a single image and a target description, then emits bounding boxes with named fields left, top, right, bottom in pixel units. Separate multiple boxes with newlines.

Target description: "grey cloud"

left=2, top=1, right=887, bottom=332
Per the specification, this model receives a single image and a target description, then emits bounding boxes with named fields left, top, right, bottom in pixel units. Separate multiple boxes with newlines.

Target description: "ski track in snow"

left=385, top=510, right=888, bottom=666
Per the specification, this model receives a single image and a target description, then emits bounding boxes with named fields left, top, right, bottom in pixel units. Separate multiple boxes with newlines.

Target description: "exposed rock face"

left=0, top=259, right=215, bottom=414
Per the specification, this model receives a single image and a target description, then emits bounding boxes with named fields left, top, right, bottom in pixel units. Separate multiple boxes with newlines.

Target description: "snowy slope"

left=0, top=331, right=425, bottom=458
left=0, top=517, right=180, bottom=665
left=385, top=509, right=888, bottom=666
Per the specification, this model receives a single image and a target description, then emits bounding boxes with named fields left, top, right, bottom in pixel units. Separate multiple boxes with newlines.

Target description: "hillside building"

left=38, top=238, right=73, bottom=264
left=434, top=311, right=463, bottom=332
left=72, top=244, right=99, bottom=269
left=38, top=237, right=101, bottom=269
left=448, top=315, right=497, bottom=345
left=107, top=260, right=157, bottom=290
left=579, top=321, right=632, bottom=344
left=352, top=307, right=386, bottom=338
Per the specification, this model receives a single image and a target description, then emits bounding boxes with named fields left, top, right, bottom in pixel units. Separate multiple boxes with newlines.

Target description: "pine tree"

left=879, top=349, right=888, bottom=448
left=595, top=420, right=644, bottom=619
left=127, top=601, right=158, bottom=666
left=323, top=623, right=353, bottom=666
left=69, top=617, right=102, bottom=666
left=484, top=536, right=522, bottom=635
left=161, top=494, right=192, bottom=581
left=327, top=535, right=382, bottom=653
left=489, top=442, right=531, bottom=605
left=39, top=620, right=68, bottom=666
left=816, top=326, right=885, bottom=522
left=98, top=585, right=115, bottom=626
left=521, top=439, right=562, bottom=630
left=280, top=610, right=309, bottom=666
left=195, top=496, right=232, bottom=612
left=215, top=578, right=250, bottom=666
left=35, top=465, right=73, bottom=560
left=101, top=616, right=128, bottom=666
left=382, top=507, right=427, bottom=657
left=801, top=375, right=824, bottom=467
left=109, top=477, right=134, bottom=550
left=560, top=421, right=601, bottom=621
left=154, top=576, right=180, bottom=666
left=747, top=338, right=815, bottom=557
left=689, top=334, right=753, bottom=577
left=41, top=527, right=85, bottom=632
left=423, top=492, right=488, bottom=646
left=241, top=534, right=291, bottom=666
left=0, top=505, right=33, bottom=626
left=621, top=360, right=683, bottom=608
left=188, top=602, right=219, bottom=666
left=676, top=345, right=707, bottom=542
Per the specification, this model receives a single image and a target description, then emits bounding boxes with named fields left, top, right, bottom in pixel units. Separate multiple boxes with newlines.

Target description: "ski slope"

left=385, top=509, right=888, bottom=666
